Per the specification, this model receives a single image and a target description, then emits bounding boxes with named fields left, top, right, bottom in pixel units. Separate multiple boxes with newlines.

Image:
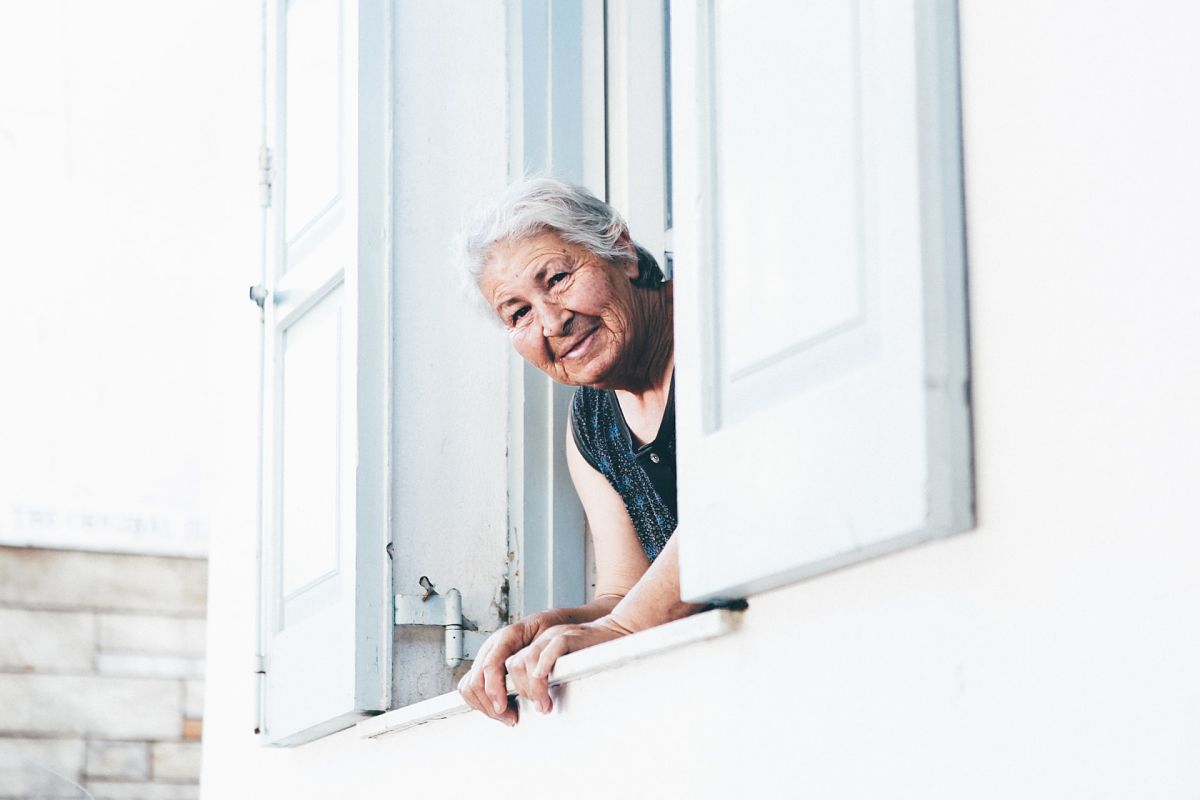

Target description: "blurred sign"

left=3, top=503, right=208, bottom=558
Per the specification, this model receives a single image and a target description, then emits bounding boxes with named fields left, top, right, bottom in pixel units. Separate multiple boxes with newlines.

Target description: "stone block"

left=0, top=608, right=94, bottom=672
left=183, top=681, right=204, bottom=719
left=97, top=615, right=206, bottom=658
left=86, top=782, right=200, bottom=800
left=181, top=719, right=202, bottom=742
left=0, top=547, right=206, bottom=615
left=0, top=737, right=85, bottom=799
left=96, top=654, right=204, bottom=680
left=150, top=742, right=201, bottom=783
left=0, top=674, right=182, bottom=739
left=85, top=741, right=149, bottom=781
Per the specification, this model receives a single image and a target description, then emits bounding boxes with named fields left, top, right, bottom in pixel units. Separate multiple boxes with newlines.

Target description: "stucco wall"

left=200, top=2, right=1200, bottom=797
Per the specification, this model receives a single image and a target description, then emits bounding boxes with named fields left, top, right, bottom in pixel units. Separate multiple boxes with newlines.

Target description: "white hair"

left=459, top=177, right=663, bottom=316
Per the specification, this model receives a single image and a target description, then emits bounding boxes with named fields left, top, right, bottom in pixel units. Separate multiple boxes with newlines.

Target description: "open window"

left=253, top=0, right=973, bottom=747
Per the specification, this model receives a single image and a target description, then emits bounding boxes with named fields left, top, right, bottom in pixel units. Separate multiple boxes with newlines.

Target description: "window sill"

left=358, top=607, right=743, bottom=739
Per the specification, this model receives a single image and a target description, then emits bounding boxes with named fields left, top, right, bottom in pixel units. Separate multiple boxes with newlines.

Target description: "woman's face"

left=478, top=231, right=640, bottom=387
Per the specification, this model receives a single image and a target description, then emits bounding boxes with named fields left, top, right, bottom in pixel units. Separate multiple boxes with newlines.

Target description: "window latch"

left=394, top=577, right=490, bottom=668
left=248, top=284, right=268, bottom=310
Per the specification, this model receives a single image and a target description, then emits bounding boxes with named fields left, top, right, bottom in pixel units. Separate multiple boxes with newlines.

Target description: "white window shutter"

left=257, top=0, right=391, bottom=745
left=670, top=0, right=972, bottom=602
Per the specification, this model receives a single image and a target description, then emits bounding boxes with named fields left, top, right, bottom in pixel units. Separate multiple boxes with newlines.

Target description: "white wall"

left=0, top=0, right=259, bottom=558
left=201, top=2, right=1200, bottom=797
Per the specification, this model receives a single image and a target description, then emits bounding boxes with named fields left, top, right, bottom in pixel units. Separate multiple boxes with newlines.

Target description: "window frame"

left=251, top=0, right=977, bottom=746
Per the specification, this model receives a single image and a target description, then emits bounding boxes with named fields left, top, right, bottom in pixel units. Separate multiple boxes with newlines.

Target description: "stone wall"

left=0, top=547, right=207, bottom=800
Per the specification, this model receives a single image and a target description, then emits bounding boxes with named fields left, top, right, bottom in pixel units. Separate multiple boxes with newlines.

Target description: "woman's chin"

left=556, top=359, right=612, bottom=389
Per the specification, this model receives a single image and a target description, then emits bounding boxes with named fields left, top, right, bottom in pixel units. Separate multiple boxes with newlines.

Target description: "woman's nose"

left=541, top=306, right=574, bottom=338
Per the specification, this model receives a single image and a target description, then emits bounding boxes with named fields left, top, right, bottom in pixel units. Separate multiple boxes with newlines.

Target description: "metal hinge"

left=253, top=654, right=267, bottom=735
left=394, top=577, right=491, bottom=668
left=662, top=228, right=675, bottom=281
left=258, top=145, right=273, bottom=208
left=248, top=284, right=268, bottom=311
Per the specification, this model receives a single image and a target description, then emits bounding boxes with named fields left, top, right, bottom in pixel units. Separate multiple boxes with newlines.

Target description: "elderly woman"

left=457, top=178, right=701, bottom=725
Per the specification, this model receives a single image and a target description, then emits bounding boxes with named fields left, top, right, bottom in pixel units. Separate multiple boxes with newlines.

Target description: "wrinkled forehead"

left=479, top=232, right=576, bottom=293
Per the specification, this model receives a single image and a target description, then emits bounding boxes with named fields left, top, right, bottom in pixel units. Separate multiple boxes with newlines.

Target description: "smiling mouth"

left=559, top=327, right=598, bottom=360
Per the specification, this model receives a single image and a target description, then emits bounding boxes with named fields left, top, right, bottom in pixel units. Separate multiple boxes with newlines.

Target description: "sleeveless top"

left=569, top=377, right=677, bottom=562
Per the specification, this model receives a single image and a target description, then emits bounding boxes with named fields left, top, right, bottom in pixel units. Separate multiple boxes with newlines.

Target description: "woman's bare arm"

left=501, top=428, right=704, bottom=716
left=457, top=427, right=652, bottom=725
left=564, top=423, right=651, bottom=601
left=599, top=532, right=697, bottom=634
left=564, top=424, right=700, bottom=635
left=504, top=533, right=702, bottom=715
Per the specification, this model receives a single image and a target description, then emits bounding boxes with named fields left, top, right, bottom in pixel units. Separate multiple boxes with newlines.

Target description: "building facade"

left=200, top=1, right=1200, bottom=797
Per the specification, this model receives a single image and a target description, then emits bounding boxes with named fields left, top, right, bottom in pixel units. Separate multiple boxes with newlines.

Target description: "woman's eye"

left=548, top=272, right=568, bottom=287
left=511, top=306, right=530, bottom=325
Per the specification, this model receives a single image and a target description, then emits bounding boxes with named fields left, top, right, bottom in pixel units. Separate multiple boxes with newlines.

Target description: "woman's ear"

left=615, top=231, right=639, bottom=279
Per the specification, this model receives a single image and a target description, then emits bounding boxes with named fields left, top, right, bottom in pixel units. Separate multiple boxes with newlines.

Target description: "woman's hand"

left=457, top=598, right=621, bottom=726
left=462, top=535, right=700, bottom=725
left=506, top=535, right=702, bottom=716
left=457, top=616, right=546, bottom=726
left=505, top=616, right=632, bottom=715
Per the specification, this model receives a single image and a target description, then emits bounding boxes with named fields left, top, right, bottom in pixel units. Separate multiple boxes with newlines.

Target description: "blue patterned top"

left=569, top=377, right=677, bottom=562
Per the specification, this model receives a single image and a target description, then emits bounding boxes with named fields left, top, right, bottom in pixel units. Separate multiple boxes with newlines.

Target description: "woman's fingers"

left=481, top=652, right=512, bottom=718
left=471, top=663, right=517, bottom=727
left=458, top=628, right=526, bottom=726
left=464, top=618, right=628, bottom=722
left=513, top=620, right=630, bottom=713
left=527, top=633, right=571, bottom=712
left=457, top=671, right=491, bottom=718
left=504, top=649, right=532, bottom=708
left=506, top=625, right=577, bottom=714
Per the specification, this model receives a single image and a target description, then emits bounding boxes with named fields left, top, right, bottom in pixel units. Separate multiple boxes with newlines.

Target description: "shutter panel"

left=670, top=0, right=972, bottom=602
left=258, top=0, right=390, bottom=745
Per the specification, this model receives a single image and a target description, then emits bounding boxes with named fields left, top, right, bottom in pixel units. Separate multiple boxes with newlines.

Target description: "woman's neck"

left=612, top=281, right=674, bottom=402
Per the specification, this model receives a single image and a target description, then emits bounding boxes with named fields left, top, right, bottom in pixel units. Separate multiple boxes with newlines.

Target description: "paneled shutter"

left=670, top=0, right=972, bottom=602
left=258, top=0, right=390, bottom=745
